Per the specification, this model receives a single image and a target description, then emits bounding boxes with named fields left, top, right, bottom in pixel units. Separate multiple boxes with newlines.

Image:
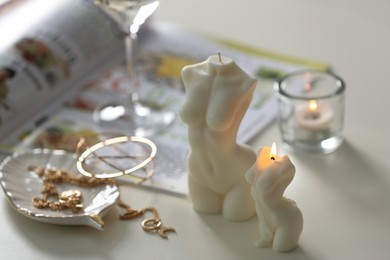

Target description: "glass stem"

left=125, top=30, right=140, bottom=105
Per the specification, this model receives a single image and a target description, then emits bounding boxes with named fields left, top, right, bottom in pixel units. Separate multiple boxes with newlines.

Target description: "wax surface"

left=180, top=55, right=257, bottom=221
left=295, top=102, right=333, bottom=130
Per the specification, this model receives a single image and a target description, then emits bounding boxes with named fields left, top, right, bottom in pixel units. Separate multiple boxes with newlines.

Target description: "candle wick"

left=304, top=112, right=320, bottom=120
left=270, top=157, right=275, bottom=161
left=218, top=52, right=222, bottom=63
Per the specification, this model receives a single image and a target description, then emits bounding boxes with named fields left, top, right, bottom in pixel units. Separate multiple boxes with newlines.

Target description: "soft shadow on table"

left=196, top=213, right=310, bottom=260
left=292, top=139, right=390, bottom=215
left=2, top=203, right=128, bottom=259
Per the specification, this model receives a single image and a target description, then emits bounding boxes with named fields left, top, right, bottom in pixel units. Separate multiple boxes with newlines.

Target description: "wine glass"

left=92, top=0, right=176, bottom=137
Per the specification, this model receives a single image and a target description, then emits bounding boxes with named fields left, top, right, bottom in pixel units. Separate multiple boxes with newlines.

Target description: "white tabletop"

left=2, top=0, right=390, bottom=259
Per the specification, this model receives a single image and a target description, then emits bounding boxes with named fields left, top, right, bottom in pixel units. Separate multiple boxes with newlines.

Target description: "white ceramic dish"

left=0, top=149, right=120, bottom=230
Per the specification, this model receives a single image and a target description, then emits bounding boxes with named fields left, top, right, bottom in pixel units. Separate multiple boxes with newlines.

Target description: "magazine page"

left=15, top=23, right=317, bottom=196
left=0, top=0, right=124, bottom=143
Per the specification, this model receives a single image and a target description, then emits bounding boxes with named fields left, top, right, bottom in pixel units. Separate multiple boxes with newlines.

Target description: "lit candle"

left=246, top=143, right=303, bottom=252
left=296, top=99, right=333, bottom=130
left=180, top=54, right=257, bottom=221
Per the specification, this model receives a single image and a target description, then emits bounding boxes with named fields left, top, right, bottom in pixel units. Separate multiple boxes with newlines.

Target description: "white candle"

left=296, top=99, right=333, bottom=130
left=180, top=54, right=257, bottom=221
left=246, top=143, right=303, bottom=252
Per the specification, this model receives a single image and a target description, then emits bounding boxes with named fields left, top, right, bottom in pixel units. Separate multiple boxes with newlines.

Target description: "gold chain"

left=28, top=165, right=176, bottom=239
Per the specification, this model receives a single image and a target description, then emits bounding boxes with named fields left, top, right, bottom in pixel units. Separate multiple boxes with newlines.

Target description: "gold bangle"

left=76, top=136, right=157, bottom=179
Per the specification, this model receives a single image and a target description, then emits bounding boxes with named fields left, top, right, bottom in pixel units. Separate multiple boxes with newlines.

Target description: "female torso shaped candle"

left=180, top=54, right=256, bottom=221
left=245, top=145, right=303, bottom=252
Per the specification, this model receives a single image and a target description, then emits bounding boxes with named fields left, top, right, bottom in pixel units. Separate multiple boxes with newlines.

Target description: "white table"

left=2, top=0, right=390, bottom=259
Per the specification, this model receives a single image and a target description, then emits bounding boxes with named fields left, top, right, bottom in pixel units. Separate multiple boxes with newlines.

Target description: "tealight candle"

left=274, top=70, right=345, bottom=154
left=180, top=54, right=257, bottom=221
left=246, top=143, right=303, bottom=252
left=295, top=100, right=333, bottom=130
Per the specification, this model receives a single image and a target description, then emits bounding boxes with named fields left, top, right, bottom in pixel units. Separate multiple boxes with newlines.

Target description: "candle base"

left=281, top=135, right=343, bottom=154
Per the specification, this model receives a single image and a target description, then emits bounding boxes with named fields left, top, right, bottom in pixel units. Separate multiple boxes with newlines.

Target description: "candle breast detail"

left=245, top=145, right=303, bottom=252
left=180, top=55, right=257, bottom=221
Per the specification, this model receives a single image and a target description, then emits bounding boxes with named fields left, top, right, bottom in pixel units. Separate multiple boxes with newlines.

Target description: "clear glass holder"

left=274, top=70, right=346, bottom=154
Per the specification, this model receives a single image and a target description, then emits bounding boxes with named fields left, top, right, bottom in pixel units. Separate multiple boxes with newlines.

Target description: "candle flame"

left=270, top=143, right=277, bottom=160
left=308, top=100, right=318, bottom=112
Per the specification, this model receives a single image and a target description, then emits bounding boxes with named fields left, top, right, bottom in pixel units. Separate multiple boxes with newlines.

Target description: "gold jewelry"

left=117, top=201, right=176, bottom=239
left=27, top=135, right=175, bottom=238
left=77, top=136, right=157, bottom=181
left=29, top=164, right=176, bottom=239
left=29, top=165, right=114, bottom=213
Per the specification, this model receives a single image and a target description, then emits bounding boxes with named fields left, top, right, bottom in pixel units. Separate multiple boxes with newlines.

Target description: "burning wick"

left=305, top=100, right=320, bottom=120
left=270, top=142, right=277, bottom=161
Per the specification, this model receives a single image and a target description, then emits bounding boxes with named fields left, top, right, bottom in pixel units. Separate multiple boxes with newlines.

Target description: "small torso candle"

left=180, top=54, right=257, bottom=221
left=245, top=144, right=303, bottom=252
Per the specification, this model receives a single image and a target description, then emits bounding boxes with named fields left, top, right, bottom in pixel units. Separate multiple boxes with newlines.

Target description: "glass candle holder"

left=274, top=70, right=345, bottom=154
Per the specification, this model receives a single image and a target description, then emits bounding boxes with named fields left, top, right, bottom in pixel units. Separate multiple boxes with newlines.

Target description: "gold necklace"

left=28, top=161, right=175, bottom=239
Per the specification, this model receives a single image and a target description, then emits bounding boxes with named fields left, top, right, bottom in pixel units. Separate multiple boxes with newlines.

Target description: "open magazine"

left=0, top=0, right=124, bottom=144
left=0, top=0, right=326, bottom=196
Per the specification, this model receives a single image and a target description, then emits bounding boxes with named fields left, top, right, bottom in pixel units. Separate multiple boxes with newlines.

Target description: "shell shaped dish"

left=0, top=149, right=120, bottom=230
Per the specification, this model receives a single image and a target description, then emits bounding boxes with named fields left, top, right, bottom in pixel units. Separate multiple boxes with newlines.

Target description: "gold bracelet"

left=77, top=135, right=157, bottom=179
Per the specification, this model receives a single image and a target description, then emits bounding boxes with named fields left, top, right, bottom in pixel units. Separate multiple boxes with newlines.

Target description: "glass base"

left=282, top=135, right=343, bottom=154
left=93, top=102, right=176, bottom=137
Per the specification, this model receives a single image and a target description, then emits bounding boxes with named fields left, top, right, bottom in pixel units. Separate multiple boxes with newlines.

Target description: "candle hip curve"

left=245, top=146, right=303, bottom=252
left=180, top=54, right=257, bottom=221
